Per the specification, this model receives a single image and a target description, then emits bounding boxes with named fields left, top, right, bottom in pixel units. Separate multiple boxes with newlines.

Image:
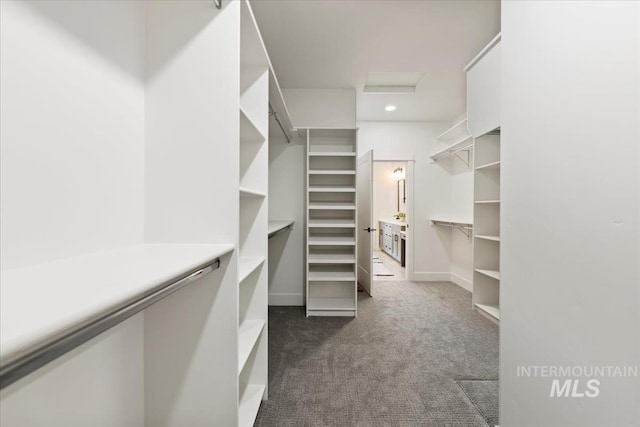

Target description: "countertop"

left=379, top=218, right=407, bottom=227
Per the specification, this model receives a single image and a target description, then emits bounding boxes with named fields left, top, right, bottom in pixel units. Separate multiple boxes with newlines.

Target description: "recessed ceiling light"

left=385, top=105, right=397, bottom=112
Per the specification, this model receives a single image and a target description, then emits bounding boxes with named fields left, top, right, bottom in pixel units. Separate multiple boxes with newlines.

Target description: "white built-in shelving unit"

left=472, top=130, right=501, bottom=323
left=0, top=0, right=295, bottom=425
left=238, top=1, right=270, bottom=424
left=306, top=129, right=358, bottom=317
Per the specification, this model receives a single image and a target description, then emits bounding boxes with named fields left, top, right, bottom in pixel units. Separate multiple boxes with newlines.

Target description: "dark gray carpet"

left=456, top=380, right=499, bottom=427
left=255, top=281, right=499, bottom=427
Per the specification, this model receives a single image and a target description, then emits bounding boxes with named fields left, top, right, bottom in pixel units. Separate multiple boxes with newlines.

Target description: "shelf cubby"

left=474, top=133, right=500, bottom=166
left=309, top=218, right=356, bottom=228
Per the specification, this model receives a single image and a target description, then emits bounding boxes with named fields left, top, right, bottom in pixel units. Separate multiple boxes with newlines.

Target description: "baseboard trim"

left=412, top=272, right=451, bottom=282
left=269, top=293, right=304, bottom=306
left=450, top=273, right=473, bottom=292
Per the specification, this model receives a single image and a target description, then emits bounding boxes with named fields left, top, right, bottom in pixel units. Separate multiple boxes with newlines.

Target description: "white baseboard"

left=268, top=293, right=304, bottom=306
left=412, top=272, right=451, bottom=282
left=450, top=273, right=473, bottom=292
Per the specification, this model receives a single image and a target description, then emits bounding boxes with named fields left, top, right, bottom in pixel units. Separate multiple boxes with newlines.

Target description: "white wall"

left=444, top=132, right=474, bottom=291
left=358, top=121, right=454, bottom=281
left=0, top=1, right=145, bottom=424
left=373, top=162, right=406, bottom=250
left=268, top=135, right=306, bottom=305
left=0, top=0, right=145, bottom=270
left=501, top=2, right=640, bottom=426
left=283, top=88, right=356, bottom=129
left=0, top=316, right=144, bottom=427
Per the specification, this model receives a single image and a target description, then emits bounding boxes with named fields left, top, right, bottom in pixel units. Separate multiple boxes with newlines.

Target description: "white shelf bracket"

left=452, top=150, right=471, bottom=168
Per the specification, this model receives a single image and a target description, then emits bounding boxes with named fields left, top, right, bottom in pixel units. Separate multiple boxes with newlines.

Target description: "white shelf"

left=475, top=235, right=500, bottom=242
left=0, top=244, right=235, bottom=360
left=307, top=297, right=355, bottom=311
left=239, top=257, right=265, bottom=283
left=238, top=320, right=265, bottom=374
left=308, top=170, right=356, bottom=175
left=475, top=161, right=501, bottom=170
left=430, top=219, right=473, bottom=228
left=475, top=200, right=500, bottom=204
left=308, top=254, right=355, bottom=264
left=308, top=236, right=356, bottom=246
left=308, top=271, right=355, bottom=281
left=240, top=106, right=266, bottom=144
left=475, top=269, right=501, bottom=280
left=308, top=203, right=355, bottom=210
left=308, top=219, right=355, bottom=228
left=308, top=186, right=356, bottom=193
left=239, top=384, right=265, bottom=427
left=308, top=152, right=356, bottom=157
left=435, top=117, right=469, bottom=141
left=268, top=220, right=294, bottom=238
left=474, top=303, right=500, bottom=320
left=239, top=187, right=266, bottom=198
left=430, top=135, right=474, bottom=162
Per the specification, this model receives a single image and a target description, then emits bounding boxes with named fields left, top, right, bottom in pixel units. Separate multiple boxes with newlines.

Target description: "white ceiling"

left=251, top=0, right=500, bottom=122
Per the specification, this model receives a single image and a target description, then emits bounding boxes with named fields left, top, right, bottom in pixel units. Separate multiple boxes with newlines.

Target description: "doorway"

left=372, top=161, right=408, bottom=282
left=357, top=151, right=415, bottom=297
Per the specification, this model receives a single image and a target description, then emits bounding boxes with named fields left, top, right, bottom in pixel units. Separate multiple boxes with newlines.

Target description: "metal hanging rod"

left=268, top=221, right=294, bottom=239
left=431, top=219, right=473, bottom=241
left=214, top=0, right=221, bottom=9
left=0, top=259, right=221, bottom=390
left=269, top=103, right=291, bottom=144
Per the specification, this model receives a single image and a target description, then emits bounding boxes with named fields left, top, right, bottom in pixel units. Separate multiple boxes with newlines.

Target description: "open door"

left=357, top=150, right=374, bottom=296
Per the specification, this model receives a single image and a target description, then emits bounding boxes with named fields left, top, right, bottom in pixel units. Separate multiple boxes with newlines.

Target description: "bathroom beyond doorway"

left=373, top=161, right=408, bottom=281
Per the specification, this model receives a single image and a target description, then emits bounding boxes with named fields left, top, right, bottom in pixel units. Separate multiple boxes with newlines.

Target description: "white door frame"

left=373, top=153, right=415, bottom=282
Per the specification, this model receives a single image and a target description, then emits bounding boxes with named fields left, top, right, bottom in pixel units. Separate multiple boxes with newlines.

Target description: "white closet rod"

left=269, top=103, right=291, bottom=143
left=0, top=259, right=221, bottom=390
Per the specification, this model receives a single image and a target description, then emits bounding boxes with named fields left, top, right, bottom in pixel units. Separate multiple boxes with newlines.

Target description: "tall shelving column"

left=472, top=131, right=501, bottom=323
left=306, top=129, right=358, bottom=317
left=238, top=1, right=269, bottom=425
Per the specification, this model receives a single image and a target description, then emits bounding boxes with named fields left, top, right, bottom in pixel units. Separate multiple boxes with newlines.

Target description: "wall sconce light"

left=393, top=167, right=404, bottom=178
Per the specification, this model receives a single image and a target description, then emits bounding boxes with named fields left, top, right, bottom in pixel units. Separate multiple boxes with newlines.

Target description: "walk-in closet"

left=1, top=1, right=638, bottom=426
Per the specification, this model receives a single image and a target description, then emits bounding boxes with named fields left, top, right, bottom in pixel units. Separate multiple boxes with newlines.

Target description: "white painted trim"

left=362, top=86, right=416, bottom=94
left=373, top=153, right=415, bottom=162
left=300, top=126, right=358, bottom=130
left=464, top=33, right=501, bottom=72
left=450, top=273, right=473, bottom=292
left=268, top=293, right=304, bottom=306
left=412, top=272, right=451, bottom=282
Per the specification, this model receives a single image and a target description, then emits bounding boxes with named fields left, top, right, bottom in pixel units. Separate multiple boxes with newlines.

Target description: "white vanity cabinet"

left=378, top=219, right=406, bottom=263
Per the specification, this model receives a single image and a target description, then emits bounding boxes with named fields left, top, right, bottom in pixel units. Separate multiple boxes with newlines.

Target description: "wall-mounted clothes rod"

left=214, top=0, right=221, bottom=9
left=431, top=219, right=473, bottom=241
left=269, top=103, right=291, bottom=144
left=268, top=220, right=294, bottom=239
left=0, top=259, right=220, bottom=390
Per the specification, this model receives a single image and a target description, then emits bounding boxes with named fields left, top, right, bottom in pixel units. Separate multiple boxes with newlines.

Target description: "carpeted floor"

left=255, top=281, right=499, bottom=427
left=456, top=380, right=499, bottom=427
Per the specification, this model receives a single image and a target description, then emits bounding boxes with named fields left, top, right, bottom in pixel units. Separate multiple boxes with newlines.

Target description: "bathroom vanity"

left=378, top=218, right=406, bottom=265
